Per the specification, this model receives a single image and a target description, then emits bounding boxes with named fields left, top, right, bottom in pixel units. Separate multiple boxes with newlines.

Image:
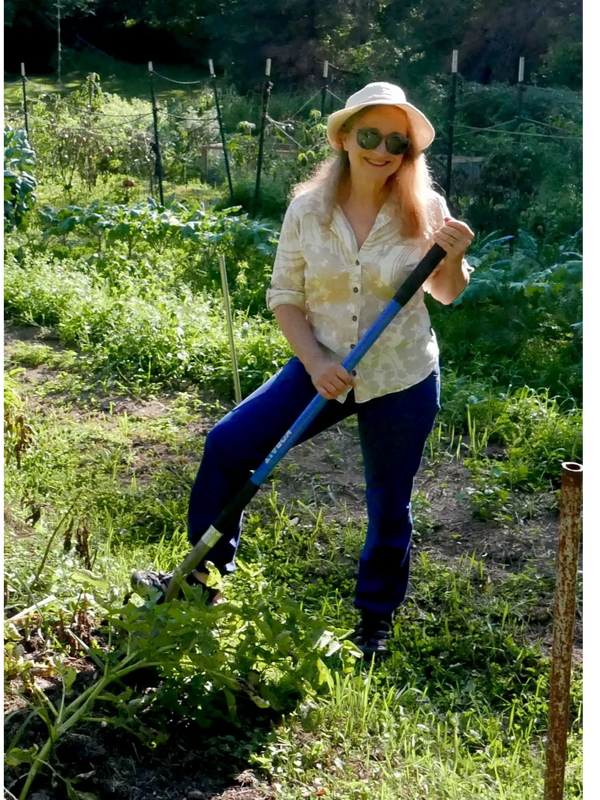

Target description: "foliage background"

left=5, top=0, right=582, bottom=92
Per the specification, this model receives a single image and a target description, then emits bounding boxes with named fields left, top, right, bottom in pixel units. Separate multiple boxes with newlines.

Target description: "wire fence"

left=4, top=56, right=582, bottom=210
left=453, top=124, right=581, bottom=141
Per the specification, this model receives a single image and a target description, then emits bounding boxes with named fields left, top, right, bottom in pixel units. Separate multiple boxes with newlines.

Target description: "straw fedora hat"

left=327, top=82, right=435, bottom=152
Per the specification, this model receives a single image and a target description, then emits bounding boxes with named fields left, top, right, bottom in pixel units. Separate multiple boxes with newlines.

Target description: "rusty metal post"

left=544, top=461, right=583, bottom=800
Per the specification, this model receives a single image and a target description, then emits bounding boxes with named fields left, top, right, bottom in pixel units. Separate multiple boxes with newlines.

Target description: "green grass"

left=4, top=369, right=582, bottom=797
left=254, top=670, right=582, bottom=798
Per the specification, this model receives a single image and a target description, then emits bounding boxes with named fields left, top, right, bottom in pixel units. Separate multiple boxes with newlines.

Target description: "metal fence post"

left=20, top=63, right=29, bottom=141
left=254, top=59, right=273, bottom=216
left=321, top=60, right=329, bottom=117
left=544, top=461, right=583, bottom=800
left=56, top=0, right=63, bottom=85
left=517, top=56, right=525, bottom=123
left=209, top=59, right=234, bottom=203
left=445, top=49, right=458, bottom=203
left=148, top=61, right=165, bottom=206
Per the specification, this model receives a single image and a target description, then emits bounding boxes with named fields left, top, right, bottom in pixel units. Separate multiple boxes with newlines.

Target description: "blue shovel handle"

left=164, top=243, right=446, bottom=600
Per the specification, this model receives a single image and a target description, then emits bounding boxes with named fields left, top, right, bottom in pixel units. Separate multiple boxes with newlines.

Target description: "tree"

left=4, top=0, right=582, bottom=91
left=5, top=0, right=99, bottom=29
left=4, top=0, right=100, bottom=72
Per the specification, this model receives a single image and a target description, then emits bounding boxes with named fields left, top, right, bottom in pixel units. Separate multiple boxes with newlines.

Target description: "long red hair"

left=291, top=105, right=440, bottom=242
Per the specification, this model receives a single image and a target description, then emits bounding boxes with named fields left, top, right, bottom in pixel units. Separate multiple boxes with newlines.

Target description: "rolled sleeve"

left=266, top=203, right=307, bottom=312
left=423, top=193, right=473, bottom=294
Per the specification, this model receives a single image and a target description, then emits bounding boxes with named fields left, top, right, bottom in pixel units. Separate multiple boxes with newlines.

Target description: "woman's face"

left=339, top=105, right=410, bottom=182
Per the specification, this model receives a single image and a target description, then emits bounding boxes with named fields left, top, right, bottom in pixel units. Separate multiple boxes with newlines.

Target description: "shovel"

left=163, top=243, right=446, bottom=602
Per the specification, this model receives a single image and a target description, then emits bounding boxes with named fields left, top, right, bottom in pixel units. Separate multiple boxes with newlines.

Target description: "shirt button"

left=353, top=287, right=359, bottom=293
left=350, top=344, right=355, bottom=349
left=355, top=260, right=360, bottom=266
left=352, top=370, right=357, bottom=376
left=352, top=315, right=358, bottom=321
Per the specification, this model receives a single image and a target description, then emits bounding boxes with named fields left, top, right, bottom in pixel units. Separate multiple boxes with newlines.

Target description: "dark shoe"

left=351, top=609, right=394, bottom=659
left=130, top=568, right=222, bottom=606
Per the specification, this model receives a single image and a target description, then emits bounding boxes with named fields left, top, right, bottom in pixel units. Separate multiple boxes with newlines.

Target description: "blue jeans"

left=187, top=357, right=440, bottom=615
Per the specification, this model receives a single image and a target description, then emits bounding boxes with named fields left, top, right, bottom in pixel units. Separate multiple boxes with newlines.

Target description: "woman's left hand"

left=433, top=217, right=475, bottom=261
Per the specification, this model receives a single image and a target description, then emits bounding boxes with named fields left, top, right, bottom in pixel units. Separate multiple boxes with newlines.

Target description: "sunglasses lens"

left=386, top=134, right=410, bottom=155
left=356, top=128, right=410, bottom=155
left=356, top=129, right=382, bottom=150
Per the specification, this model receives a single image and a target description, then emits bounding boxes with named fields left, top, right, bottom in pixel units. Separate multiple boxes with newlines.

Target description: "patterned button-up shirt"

left=266, top=186, right=472, bottom=403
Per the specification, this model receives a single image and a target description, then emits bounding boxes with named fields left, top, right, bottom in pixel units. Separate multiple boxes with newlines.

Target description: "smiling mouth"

left=364, top=158, right=391, bottom=167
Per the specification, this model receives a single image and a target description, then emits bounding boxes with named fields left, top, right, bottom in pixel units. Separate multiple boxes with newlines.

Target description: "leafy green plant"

left=466, top=386, right=582, bottom=490
left=5, top=569, right=357, bottom=799
left=430, top=228, right=582, bottom=400
left=456, top=228, right=582, bottom=307
left=459, top=467, right=513, bottom=522
left=36, top=198, right=277, bottom=312
left=4, top=368, right=35, bottom=468
left=4, top=242, right=291, bottom=396
left=5, top=635, right=167, bottom=799
left=227, top=120, right=260, bottom=169
left=448, top=383, right=582, bottom=520
left=4, top=127, right=37, bottom=230
left=21, top=72, right=218, bottom=198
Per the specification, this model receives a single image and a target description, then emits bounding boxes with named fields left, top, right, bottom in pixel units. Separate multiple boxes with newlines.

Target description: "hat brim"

left=327, top=102, right=435, bottom=152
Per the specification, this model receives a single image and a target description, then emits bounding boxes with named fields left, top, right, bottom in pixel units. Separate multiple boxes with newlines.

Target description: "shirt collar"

left=330, top=191, right=397, bottom=251
left=370, top=193, right=397, bottom=233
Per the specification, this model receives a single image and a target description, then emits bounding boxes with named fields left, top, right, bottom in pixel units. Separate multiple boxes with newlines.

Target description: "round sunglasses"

left=356, top=127, right=411, bottom=156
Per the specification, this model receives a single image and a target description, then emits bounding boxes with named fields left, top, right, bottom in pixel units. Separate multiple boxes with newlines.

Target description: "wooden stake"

left=218, top=254, right=242, bottom=404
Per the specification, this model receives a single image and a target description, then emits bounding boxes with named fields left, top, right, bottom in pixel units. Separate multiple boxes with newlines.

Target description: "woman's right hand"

left=307, top=356, right=356, bottom=400
left=271, top=305, right=355, bottom=400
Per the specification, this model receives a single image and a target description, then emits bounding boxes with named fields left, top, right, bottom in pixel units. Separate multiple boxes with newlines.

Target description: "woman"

left=133, top=82, right=474, bottom=658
